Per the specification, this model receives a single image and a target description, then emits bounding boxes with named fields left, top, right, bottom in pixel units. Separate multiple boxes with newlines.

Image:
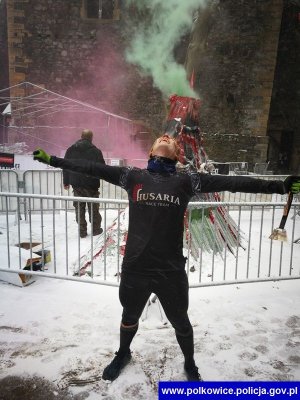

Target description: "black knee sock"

left=118, top=323, right=138, bottom=354
left=175, top=329, right=195, bottom=366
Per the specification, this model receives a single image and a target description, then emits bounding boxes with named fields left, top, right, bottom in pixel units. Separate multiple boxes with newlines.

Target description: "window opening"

left=85, top=0, right=115, bottom=20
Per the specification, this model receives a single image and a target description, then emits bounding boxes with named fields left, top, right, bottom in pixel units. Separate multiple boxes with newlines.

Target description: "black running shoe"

left=184, top=361, right=202, bottom=381
left=102, top=350, right=132, bottom=381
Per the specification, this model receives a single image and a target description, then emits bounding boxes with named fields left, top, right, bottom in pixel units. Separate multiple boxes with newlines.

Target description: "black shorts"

left=119, top=270, right=192, bottom=335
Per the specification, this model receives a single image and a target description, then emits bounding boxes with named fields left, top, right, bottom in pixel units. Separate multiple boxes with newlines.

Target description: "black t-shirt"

left=51, top=157, right=286, bottom=274
left=121, top=168, right=193, bottom=273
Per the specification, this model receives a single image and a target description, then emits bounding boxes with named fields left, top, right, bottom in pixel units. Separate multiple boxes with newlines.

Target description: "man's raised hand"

left=284, top=176, right=300, bottom=194
left=33, top=149, right=51, bottom=164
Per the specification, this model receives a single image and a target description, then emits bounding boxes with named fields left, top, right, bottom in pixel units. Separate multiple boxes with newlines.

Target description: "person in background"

left=33, top=135, right=300, bottom=382
left=64, top=129, right=105, bottom=238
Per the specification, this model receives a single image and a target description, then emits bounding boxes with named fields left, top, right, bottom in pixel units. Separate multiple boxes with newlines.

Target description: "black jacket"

left=52, top=157, right=286, bottom=274
left=63, top=139, right=105, bottom=190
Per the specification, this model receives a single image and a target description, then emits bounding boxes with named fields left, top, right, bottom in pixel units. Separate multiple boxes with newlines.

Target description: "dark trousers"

left=73, top=188, right=102, bottom=235
left=119, top=271, right=192, bottom=337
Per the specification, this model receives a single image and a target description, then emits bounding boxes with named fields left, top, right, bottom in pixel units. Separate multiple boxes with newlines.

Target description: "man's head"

left=81, top=129, right=93, bottom=142
left=149, top=134, right=180, bottom=161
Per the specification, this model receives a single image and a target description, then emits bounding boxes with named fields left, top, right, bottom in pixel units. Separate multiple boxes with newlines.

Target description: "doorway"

left=278, top=130, right=293, bottom=173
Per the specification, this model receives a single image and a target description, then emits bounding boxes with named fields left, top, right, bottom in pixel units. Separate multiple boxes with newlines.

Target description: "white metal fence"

left=0, top=169, right=128, bottom=213
left=0, top=169, right=289, bottom=213
left=0, top=170, right=19, bottom=213
left=0, top=192, right=299, bottom=287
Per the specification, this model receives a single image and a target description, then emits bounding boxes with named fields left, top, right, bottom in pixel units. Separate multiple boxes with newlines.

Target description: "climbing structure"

left=165, top=94, right=244, bottom=258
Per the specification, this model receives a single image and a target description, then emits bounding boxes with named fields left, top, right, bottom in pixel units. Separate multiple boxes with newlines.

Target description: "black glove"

left=33, top=149, right=51, bottom=164
left=284, top=176, right=300, bottom=194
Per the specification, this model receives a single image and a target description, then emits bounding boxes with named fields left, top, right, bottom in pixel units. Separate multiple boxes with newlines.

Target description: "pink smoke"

left=60, top=42, right=152, bottom=167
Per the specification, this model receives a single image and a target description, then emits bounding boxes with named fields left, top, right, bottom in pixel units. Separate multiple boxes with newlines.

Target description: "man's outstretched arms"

left=33, top=148, right=128, bottom=187
left=194, top=173, right=300, bottom=195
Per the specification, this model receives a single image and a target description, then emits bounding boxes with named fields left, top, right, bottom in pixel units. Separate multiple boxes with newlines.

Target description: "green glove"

left=284, top=176, right=300, bottom=194
left=33, top=149, right=51, bottom=164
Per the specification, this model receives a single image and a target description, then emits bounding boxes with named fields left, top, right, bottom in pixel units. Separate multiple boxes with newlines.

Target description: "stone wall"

left=185, top=0, right=284, bottom=165
left=202, top=133, right=269, bottom=171
left=0, top=1, right=9, bottom=143
left=0, top=1, right=9, bottom=93
left=5, top=0, right=164, bottom=135
left=267, top=1, right=300, bottom=174
left=3, top=0, right=299, bottom=171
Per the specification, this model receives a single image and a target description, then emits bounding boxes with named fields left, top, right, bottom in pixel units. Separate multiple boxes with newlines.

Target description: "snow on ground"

left=0, top=277, right=299, bottom=399
left=0, top=207, right=300, bottom=399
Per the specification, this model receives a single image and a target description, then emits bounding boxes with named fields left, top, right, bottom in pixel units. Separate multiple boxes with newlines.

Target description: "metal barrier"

left=220, top=175, right=288, bottom=203
left=23, top=169, right=65, bottom=211
left=101, top=180, right=127, bottom=202
left=22, top=169, right=123, bottom=199
left=1, top=168, right=289, bottom=206
left=0, top=192, right=299, bottom=287
left=0, top=170, right=19, bottom=212
left=24, top=170, right=63, bottom=195
left=23, top=170, right=127, bottom=211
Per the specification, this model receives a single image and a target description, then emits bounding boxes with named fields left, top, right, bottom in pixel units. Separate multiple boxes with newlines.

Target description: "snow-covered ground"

left=0, top=276, right=299, bottom=399
left=0, top=207, right=300, bottom=399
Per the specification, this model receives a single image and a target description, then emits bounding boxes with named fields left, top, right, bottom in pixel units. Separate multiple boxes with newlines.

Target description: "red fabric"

left=168, top=94, right=201, bottom=125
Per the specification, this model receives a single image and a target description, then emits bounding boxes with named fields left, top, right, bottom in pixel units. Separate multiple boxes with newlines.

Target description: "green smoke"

left=125, top=0, right=207, bottom=98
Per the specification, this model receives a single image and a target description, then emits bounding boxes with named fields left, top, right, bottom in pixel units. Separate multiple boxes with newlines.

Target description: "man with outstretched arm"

left=33, top=135, right=300, bottom=382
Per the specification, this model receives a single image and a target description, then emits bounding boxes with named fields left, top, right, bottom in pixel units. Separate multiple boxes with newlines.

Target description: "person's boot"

left=184, top=360, right=202, bottom=381
left=102, top=350, right=132, bottom=381
left=92, top=227, right=103, bottom=236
